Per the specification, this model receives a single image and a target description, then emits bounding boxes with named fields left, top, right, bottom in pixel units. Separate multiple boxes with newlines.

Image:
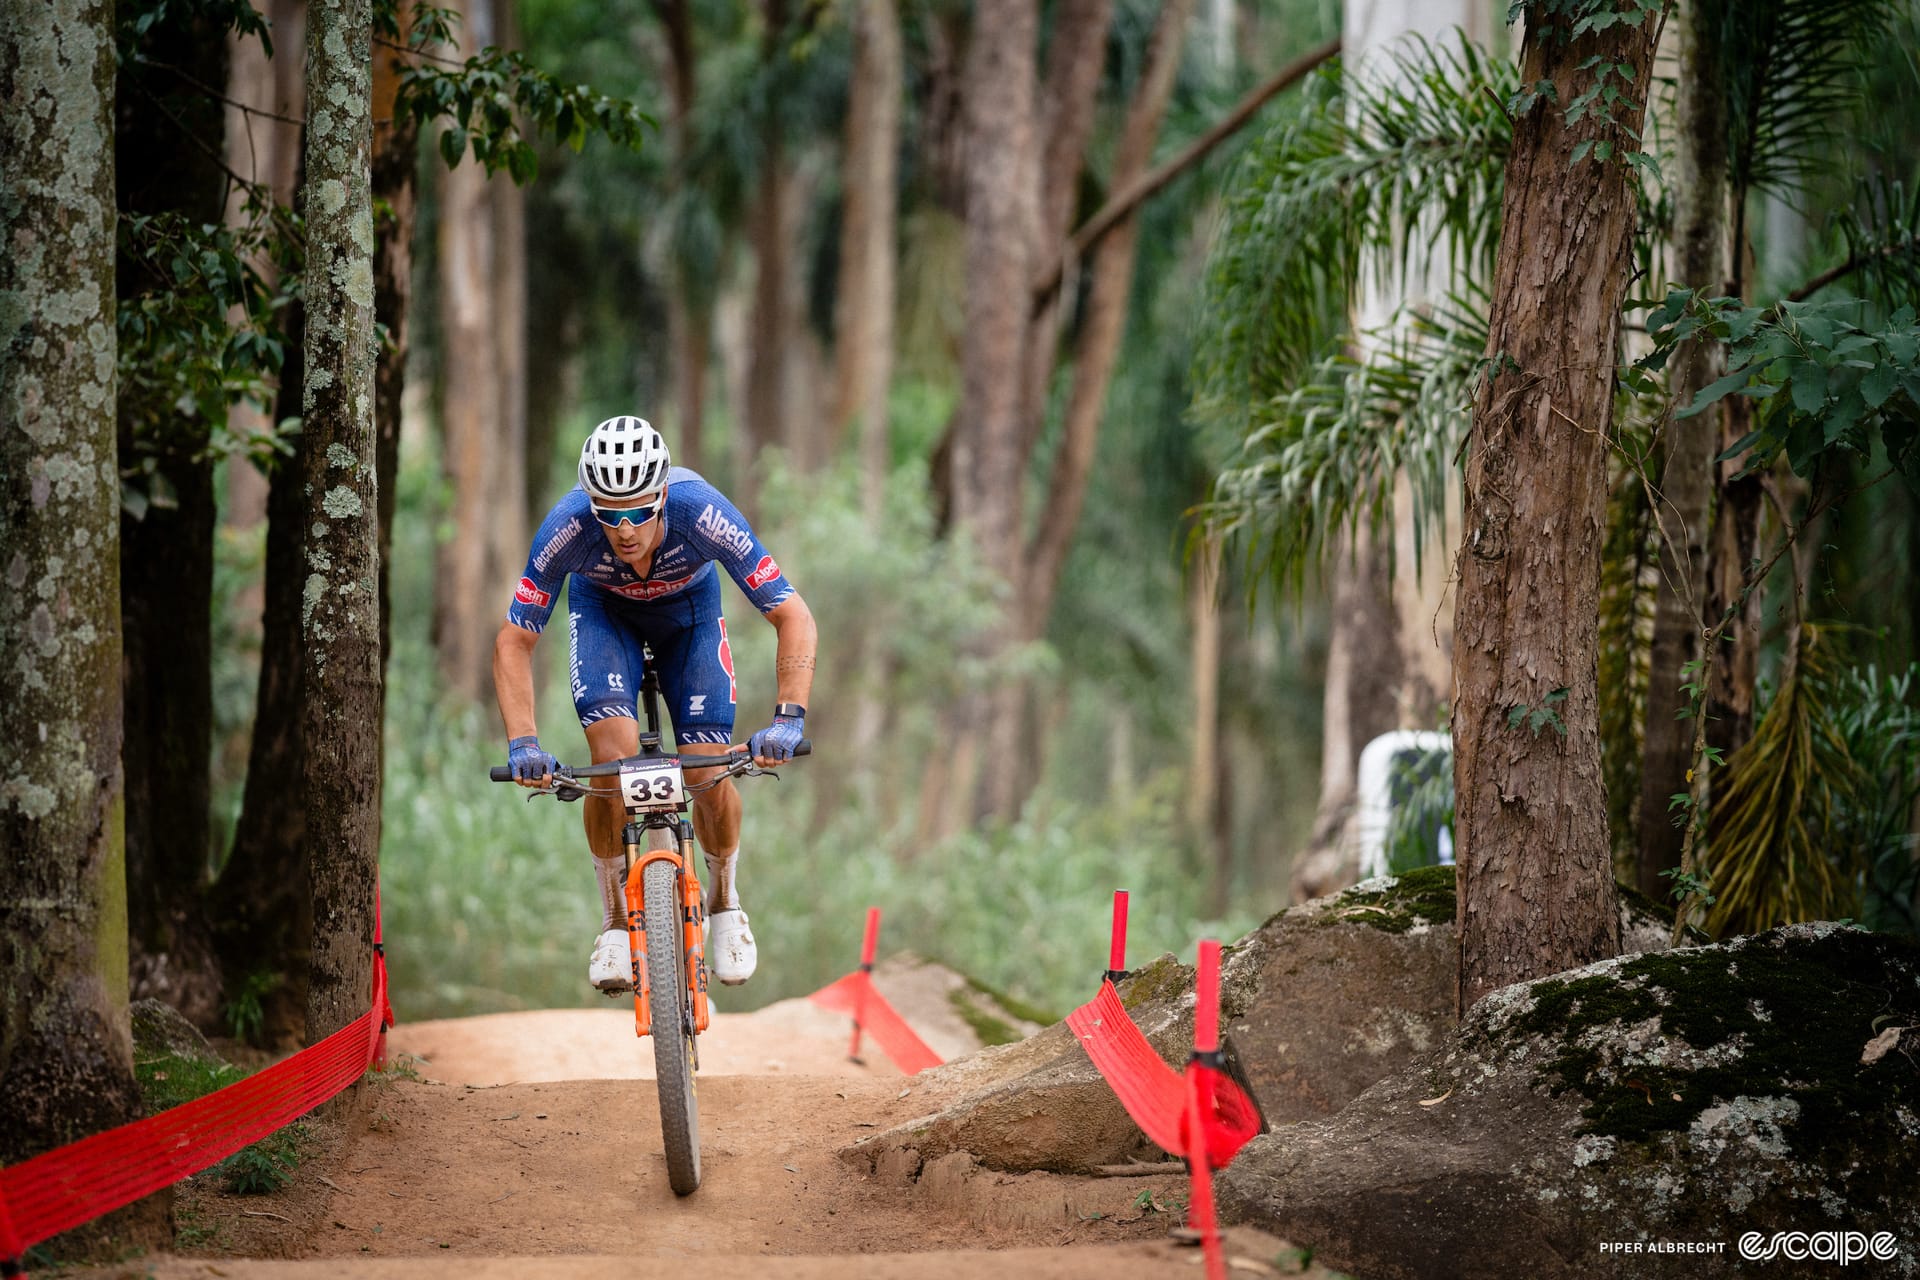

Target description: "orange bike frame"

left=624, top=839, right=711, bottom=1038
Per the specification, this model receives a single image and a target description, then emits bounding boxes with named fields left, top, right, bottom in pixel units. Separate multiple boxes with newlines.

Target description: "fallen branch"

left=1031, top=37, right=1341, bottom=304
left=1090, top=1161, right=1186, bottom=1177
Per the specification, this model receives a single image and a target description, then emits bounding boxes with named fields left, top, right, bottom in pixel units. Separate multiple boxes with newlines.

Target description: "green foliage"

left=133, top=1054, right=307, bottom=1196
left=1830, top=663, right=1920, bottom=935
left=1658, top=866, right=1715, bottom=906
left=1381, top=748, right=1455, bottom=877
left=118, top=0, right=271, bottom=58
left=389, top=28, right=655, bottom=185
left=116, top=207, right=297, bottom=512
left=223, top=968, right=280, bottom=1042
left=136, top=1052, right=244, bottom=1114
left=1197, top=37, right=1515, bottom=410
left=1205, top=293, right=1487, bottom=591
left=1720, top=0, right=1900, bottom=199
left=219, top=1134, right=301, bottom=1194
left=1507, top=687, right=1570, bottom=739
left=1639, top=290, right=1920, bottom=490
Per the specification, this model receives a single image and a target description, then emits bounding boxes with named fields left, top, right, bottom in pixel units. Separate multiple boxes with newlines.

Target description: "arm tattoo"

left=776, top=655, right=816, bottom=674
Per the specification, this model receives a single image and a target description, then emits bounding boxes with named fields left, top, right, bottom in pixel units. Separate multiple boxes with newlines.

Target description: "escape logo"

left=1739, top=1231, right=1899, bottom=1264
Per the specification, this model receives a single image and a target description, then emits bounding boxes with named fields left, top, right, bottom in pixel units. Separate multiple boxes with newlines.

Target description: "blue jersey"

left=506, top=467, right=795, bottom=633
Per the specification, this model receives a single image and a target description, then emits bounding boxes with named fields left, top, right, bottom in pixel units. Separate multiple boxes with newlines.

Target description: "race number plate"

left=620, top=757, right=686, bottom=809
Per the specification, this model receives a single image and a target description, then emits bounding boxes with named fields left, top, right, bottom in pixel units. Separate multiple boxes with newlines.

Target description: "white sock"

left=594, top=855, right=625, bottom=932
left=704, top=847, right=741, bottom=913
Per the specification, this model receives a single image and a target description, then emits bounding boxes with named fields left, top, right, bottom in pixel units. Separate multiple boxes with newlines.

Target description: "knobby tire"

left=644, top=855, right=701, bottom=1194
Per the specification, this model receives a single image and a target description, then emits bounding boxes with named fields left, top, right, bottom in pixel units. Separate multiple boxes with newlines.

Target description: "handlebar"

left=489, top=740, right=812, bottom=784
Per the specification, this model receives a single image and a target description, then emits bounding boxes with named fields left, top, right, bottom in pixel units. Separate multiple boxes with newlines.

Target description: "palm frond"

left=1826, top=173, right=1920, bottom=313
left=1193, top=34, right=1516, bottom=416
left=1201, top=289, right=1485, bottom=594
left=1703, top=624, right=1863, bottom=936
left=1724, top=0, right=1901, bottom=197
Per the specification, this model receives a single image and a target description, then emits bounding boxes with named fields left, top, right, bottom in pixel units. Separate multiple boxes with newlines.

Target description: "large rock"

left=845, top=867, right=1678, bottom=1176
left=1217, top=923, right=1920, bottom=1279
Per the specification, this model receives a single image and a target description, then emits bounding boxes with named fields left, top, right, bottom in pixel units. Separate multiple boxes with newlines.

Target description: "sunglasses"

left=592, top=499, right=662, bottom=529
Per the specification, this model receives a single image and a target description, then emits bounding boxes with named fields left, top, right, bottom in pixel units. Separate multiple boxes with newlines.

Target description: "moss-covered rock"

left=1217, top=923, right=1920, bottom=1279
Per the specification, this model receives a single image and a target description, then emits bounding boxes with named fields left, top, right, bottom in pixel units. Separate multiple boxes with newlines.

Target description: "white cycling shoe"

left=707, top=910, right=757, bottom=986
left=588, top=927, right=633, bottom=993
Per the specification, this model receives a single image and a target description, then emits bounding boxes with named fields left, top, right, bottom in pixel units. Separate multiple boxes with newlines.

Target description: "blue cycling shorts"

left=566, top=571, right=738, bottom=745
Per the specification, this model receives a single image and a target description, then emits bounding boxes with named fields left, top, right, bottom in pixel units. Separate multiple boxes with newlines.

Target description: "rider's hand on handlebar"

left=507, top=734, right=559, bottom=787
left=747, top=711, right=805, bottom=767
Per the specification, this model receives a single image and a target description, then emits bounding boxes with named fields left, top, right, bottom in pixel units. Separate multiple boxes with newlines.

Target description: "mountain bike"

left=489, top=655, right=807, bottom=1196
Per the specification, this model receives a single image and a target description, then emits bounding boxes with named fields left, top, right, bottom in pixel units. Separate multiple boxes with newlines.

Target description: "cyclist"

left=492, top=416, right=817, bottom=991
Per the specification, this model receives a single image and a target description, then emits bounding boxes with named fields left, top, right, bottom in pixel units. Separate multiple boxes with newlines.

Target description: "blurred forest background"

left=60, top=0, right=1920, bottom=1042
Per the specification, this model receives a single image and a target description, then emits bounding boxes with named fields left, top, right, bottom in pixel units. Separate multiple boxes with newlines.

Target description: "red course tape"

left=1068, top=937, right=1260, bottom=1280
left=0, top=892, right=394, bottom=1271
left=808, top=970, right=943, bottom=1075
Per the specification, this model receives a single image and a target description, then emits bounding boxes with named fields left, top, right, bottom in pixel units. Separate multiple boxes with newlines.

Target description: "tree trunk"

left=0, top=0, right=168, bottom=1245
left=1637, top=0, right=1728, bottom=899
left=1191, top=533, right=1226, bottom=909
left=1452, top=7, right=1654, bottom=1011
left=213, top=312, right=312, bottom=1048
left=1291, top=534, right=1405, bottom=901
left=373, top=5, right=418, bottom=689
left=115, top=1, right=232, bottom=1029
left=650, top=0, right=707, bottom=472
left=1706, top=395, right=1764, bottom=757
left=1013, top=0, right=1112, bottom=469
left=430, top=0, right=525, bottom=702
left=980, top=0, right=1192, bottom=818
left=831, top=0, right=902, bottom=508
left=949, top=0, right=1040, bottom=822
left=738, top=0, right=792, bottom=500
left=301, top=0, right=382, bottom=1043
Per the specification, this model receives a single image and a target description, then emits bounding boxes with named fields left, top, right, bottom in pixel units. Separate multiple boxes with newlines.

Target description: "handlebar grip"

left=794, top=739, right=812, bottom=757
left=489, top=766, right=513, bottom=782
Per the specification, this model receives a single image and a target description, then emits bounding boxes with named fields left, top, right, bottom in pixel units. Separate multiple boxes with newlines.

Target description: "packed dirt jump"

left=100, top=961, right=1338, bottom=1280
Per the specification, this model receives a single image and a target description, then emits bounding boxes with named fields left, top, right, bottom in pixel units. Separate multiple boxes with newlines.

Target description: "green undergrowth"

left=134, top=1053, right=309, bottom=1194
left=1509, top=926, right=1920, bottom=1211
left=948, top=989, right=1020, bottom=1046
left=947, top=978, right=1060, bottom=1045
left=965, top=976, right=1059, bottom=1028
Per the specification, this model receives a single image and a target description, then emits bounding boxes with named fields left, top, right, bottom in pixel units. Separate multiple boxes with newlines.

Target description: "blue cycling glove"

left=748, top=711, right=805, bottom=763
left=508, top=734, right=558, bottom=783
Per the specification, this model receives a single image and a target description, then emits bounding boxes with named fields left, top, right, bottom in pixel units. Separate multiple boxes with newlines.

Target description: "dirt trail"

left=110, top=989, right=1328, bottom=1280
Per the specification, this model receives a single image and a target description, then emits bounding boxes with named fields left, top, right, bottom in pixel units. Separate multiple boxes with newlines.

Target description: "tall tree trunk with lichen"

left=1637, top=0, right=1729, bottom=899
left=300, top=0, right=382, bottom=1043
left=1452, top=5, right=1654, bottom=1010
left=0, top=0, right=170, bottom=1248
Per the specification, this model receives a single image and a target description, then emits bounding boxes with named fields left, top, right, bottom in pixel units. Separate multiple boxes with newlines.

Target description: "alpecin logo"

left=1739, top=1231, right=1899, bottom=1264
left=514, top=577, right=551, bottom=608
left=695, top=503, right=754, bottom=559
left=745, top=555, right=781, bottom=590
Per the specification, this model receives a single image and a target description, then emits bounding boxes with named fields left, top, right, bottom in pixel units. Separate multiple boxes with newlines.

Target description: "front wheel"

left=643, top=856, right=700, bottom=1194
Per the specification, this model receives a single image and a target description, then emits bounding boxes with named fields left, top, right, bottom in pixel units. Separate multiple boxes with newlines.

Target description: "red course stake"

left=1107, top=889, right=1130, bottom=980
left=852, top=907, right=881, bottom=1059
left=1188, top=939, right=1226, bottom=1280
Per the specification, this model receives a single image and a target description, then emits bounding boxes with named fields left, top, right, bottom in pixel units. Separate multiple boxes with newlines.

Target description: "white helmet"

left=578, top=416, right=670, bottom=503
